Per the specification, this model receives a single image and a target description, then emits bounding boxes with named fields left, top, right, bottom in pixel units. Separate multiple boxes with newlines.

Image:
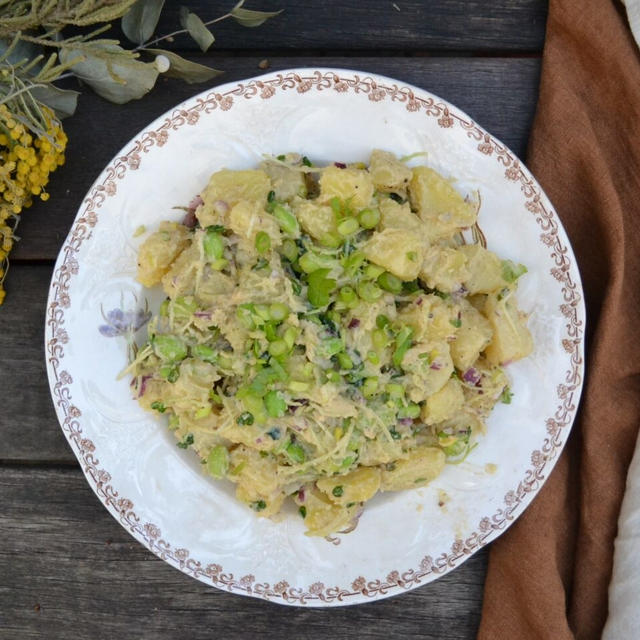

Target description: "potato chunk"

left=449, top=300, right=493, bottom=370
left=368, top=149, right=412, bottom=193
left=362, top=228, right=424, bottom=281
left=409, top=166, right=476, bottom=238
left=295, top=486, right=359, bottom=537
left=293, top=200, right=337, bottom=242
left=459, top=244, right=506, bottom=294
left=229, top=445, right=286, bottom=518
left=402, top=341, right=454, bottom=402
left=381, top=446, right=446, bottom=491
left=483, top=289, right=533, bottom=365
left=197, top=169, right=271, bottom=227
left=422, top=378, right=465, bottom=425
left=316, top=467, right=381, bottom=506
left=319, top=166, right=374, bottom=210
left=137, top=221, right=191, bottom=287
left=419, top=245, right=470, bottom=293
left=378, top=197, right=423, bottom=231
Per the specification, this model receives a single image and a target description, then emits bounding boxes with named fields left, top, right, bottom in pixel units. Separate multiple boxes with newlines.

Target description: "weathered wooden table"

left=0, top=2, right=546, bottom=637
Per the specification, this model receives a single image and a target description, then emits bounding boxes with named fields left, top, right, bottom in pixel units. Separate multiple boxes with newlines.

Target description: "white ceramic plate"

left=45, top=68, right=585, bottom=606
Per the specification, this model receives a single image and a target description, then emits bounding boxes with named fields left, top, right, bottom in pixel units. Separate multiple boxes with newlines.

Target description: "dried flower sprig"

left=0, top=0, right=281, bottom=304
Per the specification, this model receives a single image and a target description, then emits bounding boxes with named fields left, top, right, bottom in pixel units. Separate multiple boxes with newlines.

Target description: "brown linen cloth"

left=478, top=1, right=640, bottom=639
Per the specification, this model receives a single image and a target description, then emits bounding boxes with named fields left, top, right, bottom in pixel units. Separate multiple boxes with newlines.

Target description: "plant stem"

left=135, top=12, right=233, bottom=51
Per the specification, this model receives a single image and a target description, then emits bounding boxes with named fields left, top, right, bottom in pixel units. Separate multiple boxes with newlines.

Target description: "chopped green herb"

left=150, top=401, right=166, bottom=413
left=302, top=156, right=312, bottom=167
left=237, top=411, right=255, bottom=425
left=299, top=506, right=307, bottom=518
left=307, top=268, right=336, bottom=308
left=252, top=500, right=267, bottom=511
left=177, top=433, right=194, bottom=449
left=502, top=260, right=528, bottom=283
left=332, top=485, right=344, bottom=497
left=500, top=387, right=514, bottom=404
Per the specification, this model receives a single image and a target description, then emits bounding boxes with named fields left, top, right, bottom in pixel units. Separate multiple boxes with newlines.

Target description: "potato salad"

left=130, top=150, right=533, bottom=537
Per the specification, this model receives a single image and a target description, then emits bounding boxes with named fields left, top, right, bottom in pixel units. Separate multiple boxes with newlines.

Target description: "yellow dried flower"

left=0, top=104, right=66, bottom=305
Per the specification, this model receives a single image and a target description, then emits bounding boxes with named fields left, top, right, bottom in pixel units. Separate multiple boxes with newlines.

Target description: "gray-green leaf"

left=30, top=85, right=80, bottom=118
left=179, top=7, right=215, bottom=52
left=122, top=0, right=166, bottom=45
left=145, top=49, right=223, bottom=83
left=230, top=1, right=282, bottom=28
left=61, top=43, right=159, bottom=104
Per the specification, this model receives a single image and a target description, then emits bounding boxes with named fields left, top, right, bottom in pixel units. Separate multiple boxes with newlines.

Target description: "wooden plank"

left=10, top=56, right=540, bottom=263
left=0, top=466, right=488, bottom=639
left=0, top=265, right=71, bottom=462
left=133, top=0, right=547, bottom=52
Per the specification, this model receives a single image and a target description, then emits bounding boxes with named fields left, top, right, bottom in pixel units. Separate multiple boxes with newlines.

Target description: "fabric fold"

left=478, top=1, right=640, bottom=638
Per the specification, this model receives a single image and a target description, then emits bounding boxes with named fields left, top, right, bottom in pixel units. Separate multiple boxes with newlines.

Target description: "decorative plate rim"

left=45, top=67, right=585, bottom=607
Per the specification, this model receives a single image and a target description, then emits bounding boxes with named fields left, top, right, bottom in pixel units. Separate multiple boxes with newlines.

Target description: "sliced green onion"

left=299, top=251, right=335, bottom=274
left=385, top=383, right=404, bottom=398
left=265, top=390, right=287, bottom=417
left=325, top=370, right=342, bottom=384
left=272, top=203, right=300, bottom=236
left=268, top=339, right=289, bottom=358
left=318, top=337, right=344, bottom=358
left=191, top=344, right=217, bottom=364
left=255, top=231, right=271, bottom=254
left=337, top=217, right=360, bottom=237
left=336, top=352, right=353, bottom=370
left=372, top=328, right=388, bottom=350
left=283, top=326, right=298, bottom=350
left=288, top=380, right=310, bottom=393
left=269, top=302, right=289, bottom=322
left=339, top=286, right=357, bottom=304
left=286, top=442, right=306, bottom=463
left=364, top=264, right=385, bottom=279
left=207, top=446, right=229, bottom=478
left=209, top=258, right=228, bottom=271
left=281, top=238, right=299, bottom=262
left=363, top=377, right=379, bottom=397
left=367, top=350, right=380, bottom=365
left=159, top=364, right=179, bottom=383
left=203, top=228, right=224, bottom=261
left=153, top=335, right=187, bottom=362
left=376, top=314, right=390, bottom=329
left=332, top=485, right=344, bottom=497
left=392, top=326, right=414, bottom=367
left=357, top=281, right=383, bottom=302
left=399, top=402, right=420, bottom=419
left=377, top=271, right=403, bottom=294
left=150, top=401, right=166, bottom=413
left=330, top=197, right=342, bottom=217
left=358, top=207, right=380, bottom=229
left=195, top=405, right=211, bottom=419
